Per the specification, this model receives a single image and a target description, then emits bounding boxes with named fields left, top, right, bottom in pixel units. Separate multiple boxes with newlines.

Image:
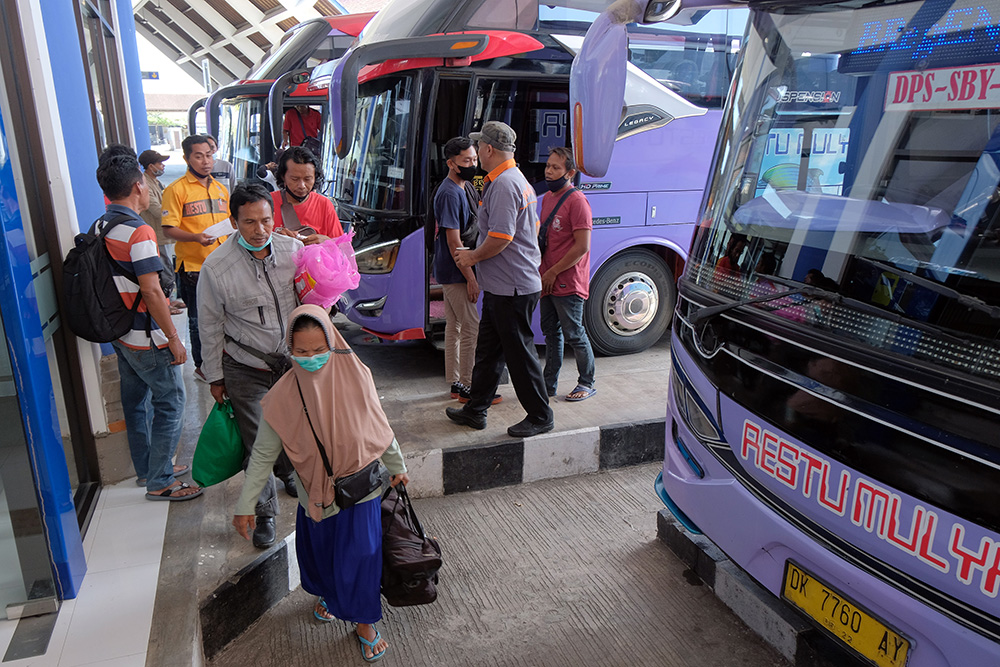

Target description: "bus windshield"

left=217, top=97, right=264, bottom=178
left=689, top=2, right=1000, bottom=383
left=329, top=75, right=413, bottom=213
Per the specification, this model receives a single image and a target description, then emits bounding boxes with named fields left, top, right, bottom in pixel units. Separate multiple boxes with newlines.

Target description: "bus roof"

left=246, top=13, right=375, bottom=81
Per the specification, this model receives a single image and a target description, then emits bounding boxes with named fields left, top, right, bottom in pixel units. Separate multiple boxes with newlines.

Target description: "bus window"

left=429, top=77, right=472, bottom=193
left=472, top=79, right=569, bottom=186
left=628, top=30, right=734, bottom=109
left=218, top=98, right=264, bottom=180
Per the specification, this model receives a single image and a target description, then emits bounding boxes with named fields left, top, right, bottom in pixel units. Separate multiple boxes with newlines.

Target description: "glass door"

left=0, top=313, right=57, bottom=614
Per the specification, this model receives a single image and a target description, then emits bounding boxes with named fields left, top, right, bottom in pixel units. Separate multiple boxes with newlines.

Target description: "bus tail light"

left=355, top=240, right=401, bottom=274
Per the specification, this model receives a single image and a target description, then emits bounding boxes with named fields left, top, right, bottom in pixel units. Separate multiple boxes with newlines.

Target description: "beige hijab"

left=261, top=304, right=395, bottom=521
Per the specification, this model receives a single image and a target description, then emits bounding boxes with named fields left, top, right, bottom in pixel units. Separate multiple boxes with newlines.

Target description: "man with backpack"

left=281, top=104, right=322, bottom=154
left=433, top=136, right=487, bottom=403
left=93, top=148, right=202, bottom=501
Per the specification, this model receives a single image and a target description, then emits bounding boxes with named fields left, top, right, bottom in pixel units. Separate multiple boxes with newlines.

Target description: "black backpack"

left=63, top=214, right=143, bottom=343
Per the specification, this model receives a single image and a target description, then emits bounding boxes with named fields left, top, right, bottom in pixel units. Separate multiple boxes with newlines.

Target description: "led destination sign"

left=840, top=1, right=1000, bottom=72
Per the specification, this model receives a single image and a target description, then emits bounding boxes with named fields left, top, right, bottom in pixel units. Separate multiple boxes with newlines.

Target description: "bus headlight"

left=355, top=240, right=400, bottom=274
left=670, top=368, right=721, bottom=442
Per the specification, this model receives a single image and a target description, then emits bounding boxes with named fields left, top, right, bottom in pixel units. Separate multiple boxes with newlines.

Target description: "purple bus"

left=578, top=0, right=1000, bottom=664
left=312, top=0, right=747, bottom=355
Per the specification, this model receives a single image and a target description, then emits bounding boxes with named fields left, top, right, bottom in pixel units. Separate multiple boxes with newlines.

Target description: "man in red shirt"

left=272, top=147, right=343, bottom=245
left=281, top=105, right=321, bottom=149
left=538, top=147, right=596, bottom=402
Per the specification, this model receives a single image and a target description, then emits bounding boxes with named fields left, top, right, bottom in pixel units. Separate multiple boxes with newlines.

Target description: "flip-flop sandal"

left=313, top=598, right=335, bottom=622
left=565, top=385, right=596, bottom=402
left=145, top=482, right=203, bottom=501
left=356, top=627, right=386, bottom=662
left=136, top=464, right=189, bottom=486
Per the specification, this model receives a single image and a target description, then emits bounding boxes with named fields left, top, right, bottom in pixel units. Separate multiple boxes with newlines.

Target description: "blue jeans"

left=540, top=294, right=595, bottom=396
left=112, top=341, right=186, bottom=491
left=177, top=270, right=202, bottom=367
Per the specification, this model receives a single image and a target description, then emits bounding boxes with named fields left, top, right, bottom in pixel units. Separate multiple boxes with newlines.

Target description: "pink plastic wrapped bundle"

left=293, top=231, right=360, bottom=308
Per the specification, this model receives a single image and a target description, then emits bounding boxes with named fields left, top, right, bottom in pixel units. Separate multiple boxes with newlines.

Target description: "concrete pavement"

left=146, top=312, right=677, bottom=664
left=210, top=463, right=789, bottom=667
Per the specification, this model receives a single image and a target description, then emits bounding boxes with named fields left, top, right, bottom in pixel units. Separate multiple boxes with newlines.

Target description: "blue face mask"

left=293, top=351, right=330, bottom=372
left=237, top=233, right=273, bottom=253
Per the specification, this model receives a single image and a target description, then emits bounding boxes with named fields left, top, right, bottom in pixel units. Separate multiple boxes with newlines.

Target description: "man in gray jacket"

left=198, top=183, right=302, bottom=548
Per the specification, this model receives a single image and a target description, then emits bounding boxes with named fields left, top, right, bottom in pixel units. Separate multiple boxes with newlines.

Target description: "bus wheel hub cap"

left=603, top=271, right=658, bottom=336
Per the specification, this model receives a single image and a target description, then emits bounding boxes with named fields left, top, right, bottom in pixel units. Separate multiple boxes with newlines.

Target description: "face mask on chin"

left=545, top=176, right=569, bottom=193
left=237, top=233, right=272, bottom=252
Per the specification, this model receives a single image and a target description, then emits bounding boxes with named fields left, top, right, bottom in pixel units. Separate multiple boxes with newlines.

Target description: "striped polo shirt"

left=476, top=159, right=542, bottom=296
left=161, top=171, right=230, bottom=272
left=96, top=205, right=168, bottom=350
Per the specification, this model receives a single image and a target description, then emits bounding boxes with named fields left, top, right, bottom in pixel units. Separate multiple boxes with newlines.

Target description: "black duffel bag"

left=381, top=484, right=442, bottom=607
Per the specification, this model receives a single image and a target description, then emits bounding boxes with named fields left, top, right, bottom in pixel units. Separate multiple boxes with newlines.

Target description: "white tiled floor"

left=0, top=479, right=168, bottom=666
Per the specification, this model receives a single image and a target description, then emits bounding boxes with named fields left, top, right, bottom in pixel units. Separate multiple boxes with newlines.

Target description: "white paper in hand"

left=203, top=220, right=236, bottom=240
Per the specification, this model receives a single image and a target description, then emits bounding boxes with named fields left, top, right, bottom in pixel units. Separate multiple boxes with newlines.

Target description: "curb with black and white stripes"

left=199, top=418, right=667, bottom=660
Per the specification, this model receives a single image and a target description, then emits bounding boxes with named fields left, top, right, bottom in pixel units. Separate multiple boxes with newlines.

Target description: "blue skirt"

left=296, top=497, right=383, bottom=624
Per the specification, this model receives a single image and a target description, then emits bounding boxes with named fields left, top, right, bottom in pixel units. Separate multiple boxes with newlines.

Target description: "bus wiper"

left=867, top=259, right=1000, bottom=320
left=689, top=282, right=819, bottom=324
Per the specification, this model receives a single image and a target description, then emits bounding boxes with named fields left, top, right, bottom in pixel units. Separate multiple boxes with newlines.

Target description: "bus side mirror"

left=570, top=2, right=643, bottom=177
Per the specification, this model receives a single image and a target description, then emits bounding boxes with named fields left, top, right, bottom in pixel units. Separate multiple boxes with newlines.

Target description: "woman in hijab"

left=233, top=304, right=408, bottom=662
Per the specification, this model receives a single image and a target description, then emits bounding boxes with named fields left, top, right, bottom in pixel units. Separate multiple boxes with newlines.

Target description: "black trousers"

left=223, top=355, right=295, bottom=517
left=467, top=291, right=552, bottom=424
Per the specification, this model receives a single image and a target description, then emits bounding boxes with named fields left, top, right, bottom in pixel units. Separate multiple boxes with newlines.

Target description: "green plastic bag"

left=192, top=400, right=244, bottom=487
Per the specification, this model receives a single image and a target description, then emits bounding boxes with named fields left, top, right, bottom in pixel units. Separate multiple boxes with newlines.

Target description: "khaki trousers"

left=441, top=282, right=479, bottom=386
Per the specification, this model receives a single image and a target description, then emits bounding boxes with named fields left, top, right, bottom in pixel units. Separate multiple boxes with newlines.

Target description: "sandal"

left=145, top=481, right=202, bottom=501
left=136, top=464, right=189, bottom=486
left=313, top=598, right=335, bottom=622
left=356, top=626, right=386, bottom=662
left=565, top=385, right=596, bottom=402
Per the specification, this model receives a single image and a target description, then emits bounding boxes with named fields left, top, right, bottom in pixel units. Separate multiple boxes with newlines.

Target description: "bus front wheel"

left=584, top=250, right=675, bottom=356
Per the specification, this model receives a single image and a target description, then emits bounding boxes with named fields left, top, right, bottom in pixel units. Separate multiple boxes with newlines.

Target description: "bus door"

left=426, top=74, right=473, bottom=342
left=471, top=75, right=570, bottom=188
left=424, top=72, right=569, bottom=341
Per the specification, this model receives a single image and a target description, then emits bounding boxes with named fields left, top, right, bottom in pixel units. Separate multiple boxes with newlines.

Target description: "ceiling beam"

left=134, top=22, right=208, bottom=87
left=175, top=0, right=266, bottom=64
left=223, top=0, right=286, bottom=43
left=138, top=11, right=237, bottom=84
left=152, top=2, right=247, bottom=79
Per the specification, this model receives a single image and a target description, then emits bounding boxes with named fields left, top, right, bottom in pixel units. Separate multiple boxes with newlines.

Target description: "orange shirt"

left=161, top=171, right=230, bottom=272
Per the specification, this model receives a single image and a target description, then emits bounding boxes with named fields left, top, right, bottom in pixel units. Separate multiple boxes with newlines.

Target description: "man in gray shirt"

left=198, top=183, right=302, bottom=548
left=447, top=121, right=554, bottom=438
